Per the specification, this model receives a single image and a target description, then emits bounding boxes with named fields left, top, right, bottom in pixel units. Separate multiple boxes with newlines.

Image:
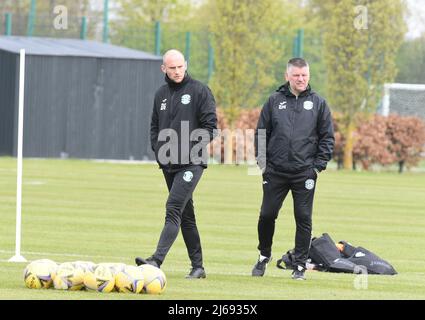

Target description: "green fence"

left=110, top=23, right=215, bottom=84
left=1, top=12, right=327, bottom=96
left=1, top=13, right=102, bottom=40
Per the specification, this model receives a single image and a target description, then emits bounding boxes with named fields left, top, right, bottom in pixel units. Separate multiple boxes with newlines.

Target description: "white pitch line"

left=2, top=250, right=420, bottom=282
left=0, top=249, right=263, bottom=277
left=24, top=181, right=46, bottom=185
left=0, top=249, right=126, bottom=262
left=1, top=250, right=367, bottom=279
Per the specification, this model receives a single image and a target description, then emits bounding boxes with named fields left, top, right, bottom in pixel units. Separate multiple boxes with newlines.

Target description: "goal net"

left=379, top=83, right=425, bottom=119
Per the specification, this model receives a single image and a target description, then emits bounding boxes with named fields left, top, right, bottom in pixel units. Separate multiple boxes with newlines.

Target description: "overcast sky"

left=405, top=0, right=425, bottom=38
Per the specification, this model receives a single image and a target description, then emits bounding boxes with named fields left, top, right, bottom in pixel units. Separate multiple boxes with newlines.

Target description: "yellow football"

left=83, top=264, right=115, bottom=293
left=138, top=264, right=166, bottom=294
left=23, top=260, right=57, bottom=289
left=115, top=265, right=145, bottom=294
left=53, top=262, right=85, bottom=291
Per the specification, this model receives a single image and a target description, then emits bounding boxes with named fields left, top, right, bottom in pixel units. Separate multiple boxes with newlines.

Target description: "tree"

left=352, top=115, right=395, bottom=170
left=0, top=0, right=99, bottom=37
left=0, top=1, right=93, bottom=20
left=208, top=0, right=305, bottom=162
left=339, top=114, right=425, bottom=172
left=209, top=0, right=302, bottom=124
left=386, top=115, right=425, bottom=173
left=0, top=0, right=28, bottom=13
left=311, top=0, right=406, bottom=169
left=110, top=0, right=215, bottom=81
left=209, top=107, right=262, bottom=164
left=111, top=0, right=195, bottom=53
left=331, top=112, right=346, bottom=169
left=396, top=0, right=425, bottom=84
left=114, top=0, right=192, bottom=25
left=37, top=0, right=96, bottom=38
left=396, top=34, right=425, bottom=84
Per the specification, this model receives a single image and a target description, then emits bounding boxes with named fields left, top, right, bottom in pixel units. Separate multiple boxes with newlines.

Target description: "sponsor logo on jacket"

left=160, top=99, right=167, bottom=111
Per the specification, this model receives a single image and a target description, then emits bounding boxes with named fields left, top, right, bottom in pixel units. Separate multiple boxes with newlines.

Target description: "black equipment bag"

left=276, top=235, right=396, bottom=275
left=276, top=249, right=326, bottom=271
left=276, top=249, right=295, bottom=270
left=309, top=233, right=358, bottom=273
left=339, top=241, right=397, bottom=275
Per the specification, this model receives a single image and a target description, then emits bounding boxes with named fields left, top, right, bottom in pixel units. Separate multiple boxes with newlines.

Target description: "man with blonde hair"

left=252, top=57, right=334, bottom=280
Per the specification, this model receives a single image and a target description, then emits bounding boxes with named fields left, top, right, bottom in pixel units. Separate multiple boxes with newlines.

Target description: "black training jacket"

left=255, top=82, right=334, bottom=174
left=150, top=73, right=217, bottom=171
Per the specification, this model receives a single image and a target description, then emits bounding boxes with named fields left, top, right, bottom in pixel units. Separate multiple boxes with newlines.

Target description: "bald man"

left=135, top=49, right=217, bottom=279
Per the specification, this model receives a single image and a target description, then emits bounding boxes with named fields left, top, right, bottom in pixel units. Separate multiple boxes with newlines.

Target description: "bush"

left=214, top=108, right=425, bottom=172
left=353, top=115, right=396, bottom=170
left=385, top=114, right=425, bottom=172
left=334, top=113, right=425, bottom=172
left=210, top=107, right=261, bottom=163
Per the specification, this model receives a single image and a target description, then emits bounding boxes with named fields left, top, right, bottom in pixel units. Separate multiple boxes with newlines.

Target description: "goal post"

left=9, top=49, right=27, bottom=263
left=381, top=83, right=425, bottom=118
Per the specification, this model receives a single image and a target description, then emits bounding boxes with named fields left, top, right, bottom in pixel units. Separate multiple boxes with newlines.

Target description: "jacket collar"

left=165, top=72, right=190, bottom=89
left=277, top=82, right=312, bottom=98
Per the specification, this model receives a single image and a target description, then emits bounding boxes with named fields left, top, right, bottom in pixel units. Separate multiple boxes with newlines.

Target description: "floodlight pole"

left=103, top=0, right=109, bottom=43
left=9, top=49, right=27, bottom=263
left=155, top=21, right=161, bottom=55
left=207, top=40, right=214, bottom=83
left=5, top=13, right=12, bottom=36
left=27, top=0, right=36, bottom=37
left=185, top=32, right=191, bottom=65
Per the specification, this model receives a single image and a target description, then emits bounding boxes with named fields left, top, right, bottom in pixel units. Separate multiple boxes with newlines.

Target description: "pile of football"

left=23, top=259, right=166, bottom=294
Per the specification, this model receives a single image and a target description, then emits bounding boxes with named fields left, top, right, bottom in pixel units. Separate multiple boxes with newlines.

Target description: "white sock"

left=259, top=254, right=269, bottom=262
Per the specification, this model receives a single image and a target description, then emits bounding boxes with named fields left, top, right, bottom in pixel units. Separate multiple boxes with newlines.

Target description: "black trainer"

left=291, top=266, right=306, bottom=280
left=185, top=267, right=206, bottom=279
left=135, top=256, right=160, bottom=268
left=252, top=256, right=271, bottom=277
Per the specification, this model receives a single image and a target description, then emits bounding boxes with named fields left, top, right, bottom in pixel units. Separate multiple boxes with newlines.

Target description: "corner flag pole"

left=9, top=49, right=27, bottom=263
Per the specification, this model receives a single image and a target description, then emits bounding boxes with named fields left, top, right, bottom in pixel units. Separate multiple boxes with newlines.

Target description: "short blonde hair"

left=287, top=58, right=309, bottom=71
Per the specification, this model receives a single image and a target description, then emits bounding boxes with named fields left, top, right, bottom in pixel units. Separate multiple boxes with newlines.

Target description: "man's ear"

left=284, top=71, right=289, bottom=81
left=161, top=64, right=166, bottom=74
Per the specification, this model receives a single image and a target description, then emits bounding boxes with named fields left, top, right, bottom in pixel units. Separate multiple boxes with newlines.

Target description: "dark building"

left=0, top=36, right=163, bottom=160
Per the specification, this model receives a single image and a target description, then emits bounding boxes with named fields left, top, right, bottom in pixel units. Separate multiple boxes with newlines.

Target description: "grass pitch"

left=0, top=157, right=424, bottom=300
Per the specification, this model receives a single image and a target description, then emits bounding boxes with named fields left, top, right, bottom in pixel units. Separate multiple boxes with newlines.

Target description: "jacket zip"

left=169, top=88, right=176, bottom=121
left=288, top=95, right=298, bottom=160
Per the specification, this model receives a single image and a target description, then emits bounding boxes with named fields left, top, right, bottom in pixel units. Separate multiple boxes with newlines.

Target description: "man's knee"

left=259, top=207, right=279, bottom=222
left=294, top=208, right=312, bottom=227
left=181, top=212, right=196, bottom=229
left=165, top=200, right=184, bottom=225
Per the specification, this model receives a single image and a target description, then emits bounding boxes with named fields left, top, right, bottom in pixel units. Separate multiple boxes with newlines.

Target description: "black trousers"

left=152, top=165, right=204, bottom=268
left=257, top=168, right=317, bottom=268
